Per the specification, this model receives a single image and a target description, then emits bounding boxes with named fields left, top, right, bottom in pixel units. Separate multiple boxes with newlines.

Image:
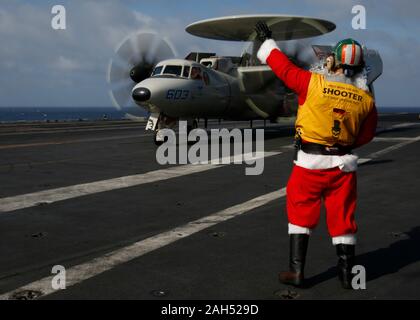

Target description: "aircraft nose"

left=132, top=87, right=151, bottom=102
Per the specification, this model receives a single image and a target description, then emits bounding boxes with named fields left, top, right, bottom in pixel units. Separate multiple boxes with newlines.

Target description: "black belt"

left=300, top=143, right=352, bottom=156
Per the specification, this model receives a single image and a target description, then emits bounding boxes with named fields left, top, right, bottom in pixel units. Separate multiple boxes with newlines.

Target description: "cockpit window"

left=151, top=66, right=163, bottom=76
left=201, top=61, right=213, bottom=68
left=163, top=65, right=182, bottom=76
left=183, top=66, right=190, bottom=78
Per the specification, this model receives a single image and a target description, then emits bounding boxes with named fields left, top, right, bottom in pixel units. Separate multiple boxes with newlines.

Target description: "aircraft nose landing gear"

left=152, top=117, right=199, bottom=146
left=154, top=130, right=166, bottom=146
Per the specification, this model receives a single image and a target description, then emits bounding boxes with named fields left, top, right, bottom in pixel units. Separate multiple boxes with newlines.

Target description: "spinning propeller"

left=278, top=39, right=317, bottom=69
left=107, top=32, right=176, bottom=109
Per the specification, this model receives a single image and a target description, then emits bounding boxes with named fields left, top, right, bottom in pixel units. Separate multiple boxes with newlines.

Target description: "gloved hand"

left=255, top=21, right=272, bottom=42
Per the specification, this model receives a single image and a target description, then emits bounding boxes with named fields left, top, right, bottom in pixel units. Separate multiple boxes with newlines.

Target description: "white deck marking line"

left=358, top=135, right=420, bottom=165
left=368, top=136, right=420, bottom=159
left=1, top=135, right=419, bottom=299
left=387, top=122, right=419, bottom=129
left=0, top=159, right=69, bottom=170
left=1, top=128, right=255, bottom=149
left=0, top=151, right=281, bottom=213
left=376, top=122, right=420, bottom=134
left=0, top=123, right=282, bottom=150
left=0, top=187, right=286, bottom=300
left=357, top=158, right=372, bottom=165
left=0, top=133, right=151, bottom=150
left=2, top=132, right=418, bottom=297
left=0, top=120, right=270, bottom=137
left=0, top=124, right=147, bottom=137
left=373, top=137, right=418, bottom=142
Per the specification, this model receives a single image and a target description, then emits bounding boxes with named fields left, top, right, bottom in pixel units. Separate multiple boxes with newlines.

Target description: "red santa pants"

left=286, top=165, right=357, bottom=237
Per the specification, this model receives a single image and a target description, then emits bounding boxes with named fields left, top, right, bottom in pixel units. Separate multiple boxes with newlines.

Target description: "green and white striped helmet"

left=332, top=38, right=364, bottom=67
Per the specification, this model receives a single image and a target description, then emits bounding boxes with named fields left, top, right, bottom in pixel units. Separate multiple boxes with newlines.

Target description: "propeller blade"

left=107, top=31, right=177, bottom=109
left=109, top=79, right=134, bottom=110
left=131, top=32, right=157, bottom=65
left=149, top=37, right=176, bottom=65
left=116, top=37, right=137, bottom=66
left=108, top=59, right=131, bottom=85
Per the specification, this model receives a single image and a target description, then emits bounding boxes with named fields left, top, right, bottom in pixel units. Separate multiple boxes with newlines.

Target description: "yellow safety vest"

left=296, top=73, right=375, bottom=146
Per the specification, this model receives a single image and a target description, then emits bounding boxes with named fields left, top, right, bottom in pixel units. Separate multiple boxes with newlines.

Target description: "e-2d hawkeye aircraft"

left=107, top=15, right=383, bottom=144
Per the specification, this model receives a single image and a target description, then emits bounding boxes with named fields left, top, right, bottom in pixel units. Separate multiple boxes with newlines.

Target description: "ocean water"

left=0, top=106, right=419, bottom=123
left=377, top=107, right=420, bottom=113
left=0, top=107, right=128, bottom=123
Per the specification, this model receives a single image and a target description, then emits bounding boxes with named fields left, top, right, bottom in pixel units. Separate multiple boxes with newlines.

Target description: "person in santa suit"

left=255, top=22, right=378, bottom=289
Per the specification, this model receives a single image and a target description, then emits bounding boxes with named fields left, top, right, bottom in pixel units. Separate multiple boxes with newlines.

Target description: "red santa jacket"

left=266, top=48, right=377, bottom=148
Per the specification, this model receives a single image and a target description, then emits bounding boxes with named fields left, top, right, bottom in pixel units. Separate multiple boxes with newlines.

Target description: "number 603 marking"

left=166, top=90, right=189, bottom=100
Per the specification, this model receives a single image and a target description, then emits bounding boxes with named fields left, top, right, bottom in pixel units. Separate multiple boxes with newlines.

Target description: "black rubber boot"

left=279, top=234, right=309, bottom=287
left=336, top=244, right=355, bottom=289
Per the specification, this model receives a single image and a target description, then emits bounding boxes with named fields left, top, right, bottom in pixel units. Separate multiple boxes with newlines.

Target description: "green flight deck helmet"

left=332, top=38, right=364, bottom=68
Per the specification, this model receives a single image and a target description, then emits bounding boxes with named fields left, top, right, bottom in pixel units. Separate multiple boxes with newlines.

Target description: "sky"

left=0, top=0, right=419, bottom=108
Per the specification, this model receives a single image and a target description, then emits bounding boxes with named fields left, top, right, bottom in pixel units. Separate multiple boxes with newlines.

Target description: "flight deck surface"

left=0, top=114, right=419, bottom=300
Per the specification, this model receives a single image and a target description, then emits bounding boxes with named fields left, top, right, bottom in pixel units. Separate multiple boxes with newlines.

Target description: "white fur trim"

left=295, top=150, right=359, bottom=172
left=332, top=234, right=357, bottom=245
left=257, top=39, right=279, bottom=64
left=288, top=223, right=312, bottom=235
